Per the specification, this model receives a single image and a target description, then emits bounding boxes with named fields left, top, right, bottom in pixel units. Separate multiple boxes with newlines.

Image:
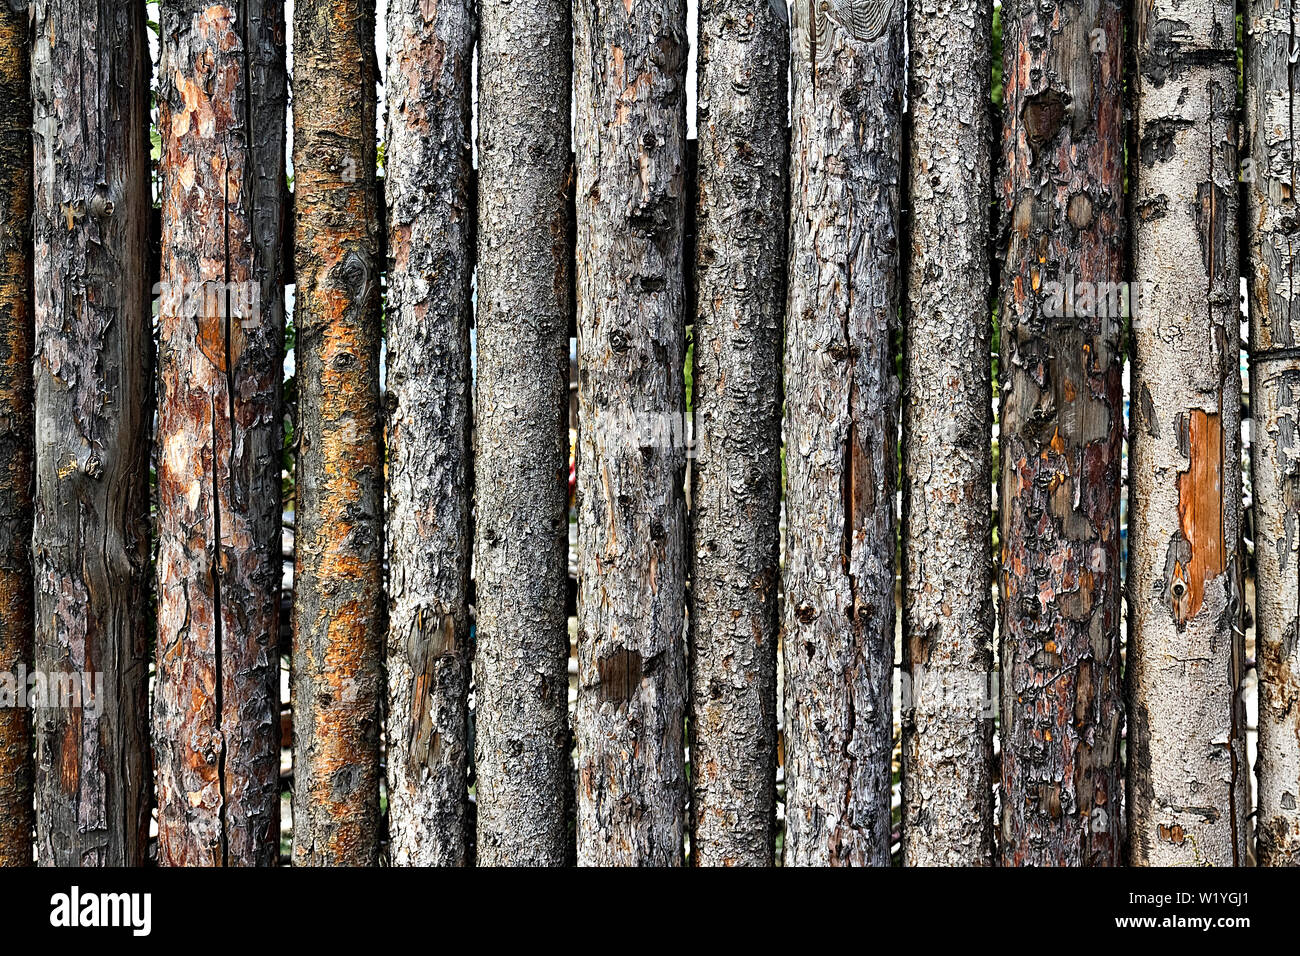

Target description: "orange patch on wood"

left=1174, top=410, right=1226, bottom=625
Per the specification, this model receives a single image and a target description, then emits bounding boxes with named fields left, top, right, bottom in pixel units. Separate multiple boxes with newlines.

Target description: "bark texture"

left=384, top=0, right=474, bottom=867
left=155, top=0, right=285, bottom=867
left=30, top=0, right=153, bottom=867
left=1244, top=0, right=1300, bottom=867
left=574, top=0, right=689, bottom=866
left=473, top=0, right=572, bottom=867
left=292, top=0, right=383, bottom=867
left=783, top=0, right=903, bottom=867
left=0, top=0, right=33, bottom=868
left=996, top=0, right=1126, bottom=867
left=1128, top=0, right=1248, bottom=866
left=901, top=0, right=995, bottom=868
left=688, top=0, right=787, bottom=869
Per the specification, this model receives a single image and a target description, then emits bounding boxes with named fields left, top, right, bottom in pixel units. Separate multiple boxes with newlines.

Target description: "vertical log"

left=473, top=0, right=572, bottom=867
left=30, top=0, right=153, bottom=867
left=688, top=0, right=787, bottom=868
left=384, top=0, right=475, bottom=866
left=292, top=0, right=383, bottom=866
left=0, top=0, right=33, bottom=868
left=155, top=0, right=286, bottom=867
left=574, top=0, right=689, bottom=866
left=996, top=0, right=1126, bottom=867
left=1246, top=0, right=1300, bottom=868
left=901, top=0, right=995, bottom=867
left=1129, top=0, right=1248, bottom=866
left=783, top=0, right=903, bottom=867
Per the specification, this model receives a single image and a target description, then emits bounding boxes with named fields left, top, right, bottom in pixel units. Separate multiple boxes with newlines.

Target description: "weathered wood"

left=473, top=0, right=572, bottom=867
left=996, top=0, right=1126, bottom=867
left=688, top=0, right=787, bottom=868
left=783, top=0, right=902, bottom=867
left=1244, top=0, right=1300, bottom=867
left=30, top=0, right=153, bottom=867
left=1128, top=0, right=1248, bottom=866
left=154, top=0, right=285, bottom=868
left=574, top=0, right=689, bottom=866
left=901, top=0, right=995, bottom=868
left=291, top=0, right=383, bottom=866
left=0, top=0, right=33, bottom=868
left=384, top=0, right=475, bottom=866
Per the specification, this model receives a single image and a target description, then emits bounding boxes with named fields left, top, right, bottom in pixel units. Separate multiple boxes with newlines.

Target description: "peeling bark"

left=688, top=0, right=787, bottom=869
left=1245, top=0, right=1300, bottom=867
left=473, top=0, right=572, bottom=867
left=155, top=0, right=285, bottom=868
left=0, top=0, right=33, bottom=868
left=292, top=0, right=383, bottom=867
left=574, top=0, right=689, bottom=867
left=996, top=0, right=1126, bottom=867
left=1128, top=0, right=1248, bottom=866
left=384, top=0, right=474, bottom=867
left=783, top=0, right=902, bottom=867
left=30, top=0, right=153, bottom=867
left=901, top=0, right=995, bottom=868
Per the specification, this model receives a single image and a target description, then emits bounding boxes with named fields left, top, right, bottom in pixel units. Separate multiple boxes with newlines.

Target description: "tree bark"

left=574, top=0, right=689, bottom=867
left=1128, top=0, right=1248, bottom=866
left=291, top=0, right=383, bottom=867
left=901, top=0, right=995, bottom=868
left=473, top=0, right=572, bottom=867
left=688, top=0, right=787, bottom=869
left=995, top=0, right=1126, bottom=867
left=1244, top=0, right=1300, bottom=867
left=30, top=0, right=153, bottom=867
left=384, top=0, right=474, bottom=867
left=155, top=0, right=285, bottom=868
left=0, top=0, right=33, bottom=868
left=783, top=0, right=903, bottom=867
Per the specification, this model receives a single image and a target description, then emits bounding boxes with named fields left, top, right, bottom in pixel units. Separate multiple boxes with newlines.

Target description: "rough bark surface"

left=384, top=0, right=474, bottom=867
left=155, top=0, right=285, bottom=868
left=0, top=0, right=33, bottom=868
left=292, top=0, right=383, bottom=867
left=688, top=0, right=787, bottom=869
left=1245, top=0, right=1300, bottom=867
left=996, top=0, right=1126, bottom=867
left=1128, top=0, right=1248, bottom=866
left=574, top=0, right=689, bottom=867
left=901, top=0, right=995, bottom=868
left=783, top=0, right=902, bottom=867
left=30, top=0, right=153, bottom=867
left=473, top=0, right=572, bottom=867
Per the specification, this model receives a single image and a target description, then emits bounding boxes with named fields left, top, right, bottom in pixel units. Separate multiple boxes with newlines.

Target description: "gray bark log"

left=1128, top=0, right=1249, bottom=866
left=292, top=0, right=384, bottom=867
left=31, top=0, right=153, bottom=867
left=0, top=0, right=33, bottom=868
left=473, top=0, right=572, bottom=867
left=574, top=0, right=689, bottom=867
left=688, top=0, right=788, bottom=869
left=782, top=0, right=903, bottom=867
left=901, top=0, right=995, bottom=868
left=1245, top=0, right=1300, bottom=867
left=384, top=0, right=475, bottom=867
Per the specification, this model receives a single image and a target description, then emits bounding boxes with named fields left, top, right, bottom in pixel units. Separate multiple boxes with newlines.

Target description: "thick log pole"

left=901, top=0, right=995, bottom=867
left=574, top=0, right=690, bottom=866
left=155, top=0, right=286, bottom=867
left=783, top=0, right=903, bottom=867
left=384, top=0, right=475, bottom=866
left=1128, top=0, right=1248, bottom=866
left=0, top=0, right=33, bottom=868
left=292, top=0, right=384, bottom=866
left=996, top=0, right=1126, bottom=867
left=30, top=0, right=153, bottom=866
